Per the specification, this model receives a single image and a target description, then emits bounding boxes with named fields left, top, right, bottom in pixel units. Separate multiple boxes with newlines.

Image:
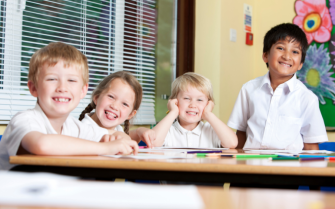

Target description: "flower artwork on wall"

left=293, top=0, right=335, bottom=129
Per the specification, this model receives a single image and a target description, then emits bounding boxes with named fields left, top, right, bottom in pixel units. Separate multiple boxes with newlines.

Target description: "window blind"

left=0, top=0, right=156, bottom=125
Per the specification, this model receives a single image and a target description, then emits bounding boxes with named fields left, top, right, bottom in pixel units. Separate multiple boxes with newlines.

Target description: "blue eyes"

left=46, top=78, right=77, bottom=82
left=184, top=97, right=204, bottom=102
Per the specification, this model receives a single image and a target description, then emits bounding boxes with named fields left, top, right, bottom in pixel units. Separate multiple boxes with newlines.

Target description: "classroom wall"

left=194, top=0, right=255, bottom=123
left=194, top=0, right=335, bottom=142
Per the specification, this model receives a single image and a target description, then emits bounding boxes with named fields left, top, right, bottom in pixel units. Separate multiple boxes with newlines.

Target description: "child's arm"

left=129, top=128, right=156, bottom=148
left=152, top=99, right=179, bottom=147
left=20, top=132, right=139, bottom=156
left=236, top=130, right=247, bottom=149
left=303, top=143, right=319, bottom=150
left=202, top=101, right=238, bottom=148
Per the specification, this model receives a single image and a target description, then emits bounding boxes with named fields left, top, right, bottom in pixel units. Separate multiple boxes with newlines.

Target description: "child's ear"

left=127, top=110, right=137, bottom=120
left=28, top=80, right=38, bottom=98
left=93, top=95, right=99, bottom=105
left=262, top=52, right=268, bottom=64
left=80, top=83, right=88, bottom=99
left=297, top=62, right=304, bottom=71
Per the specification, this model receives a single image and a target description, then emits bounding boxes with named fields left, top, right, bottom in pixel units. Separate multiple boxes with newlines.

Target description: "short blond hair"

left=28, top=42, right=89, bottom=86
left=170, top=72, right=214, bottom=102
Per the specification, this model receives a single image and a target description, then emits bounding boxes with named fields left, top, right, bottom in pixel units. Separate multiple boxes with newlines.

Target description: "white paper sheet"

left=103, top=153, right=190, bottom=159
left=158, top=147, right=229, bottom=150
left=0, top=171, right=204, bottom=209
left=138, top=148, right=220, bottom=153
left=244, top=149, right=333, bottom=155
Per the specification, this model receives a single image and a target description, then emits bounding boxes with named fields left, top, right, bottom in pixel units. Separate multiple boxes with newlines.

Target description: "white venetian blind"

left=0, top=0, right=156, bottom=124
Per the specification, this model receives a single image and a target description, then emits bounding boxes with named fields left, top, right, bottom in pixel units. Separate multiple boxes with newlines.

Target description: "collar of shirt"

left=260, top=72, right=298, bottom=93
left=34, top=103, right=60, bottom=135
left=173, top=120, right=203, bottom=136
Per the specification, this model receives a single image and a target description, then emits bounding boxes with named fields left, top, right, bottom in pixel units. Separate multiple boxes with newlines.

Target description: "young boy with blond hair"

left=0, top=42, right=138, bottom=170
left=152, top=72, right=237, bottom=148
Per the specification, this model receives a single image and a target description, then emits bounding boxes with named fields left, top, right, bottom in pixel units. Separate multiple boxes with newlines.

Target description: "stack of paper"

left=0, top=171, right=204, bottom=208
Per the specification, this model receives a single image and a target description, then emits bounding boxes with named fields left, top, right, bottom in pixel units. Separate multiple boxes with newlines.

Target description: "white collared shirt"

left=163, top=120, right=221, bottom=148
left=227, top=72, right=328, bottom=150
left=0, top=104, right=108, bottom=170
left=81, top=113, right=124, bottom=132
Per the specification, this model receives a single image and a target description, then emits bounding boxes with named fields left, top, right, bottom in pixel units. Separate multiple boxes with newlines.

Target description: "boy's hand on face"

left=167, top=98, right=179, bottom=116
left=202, top=100, right=214, bottom=121
left=105, top=138, right=139, bottom=155
left=136, top=127, right=156, bottom=148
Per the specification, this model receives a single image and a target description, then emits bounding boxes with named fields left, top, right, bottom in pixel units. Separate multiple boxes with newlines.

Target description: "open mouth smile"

left=186, top=111, right=198, bottom=116
left=279, top=62, right=292, bottom=68
left=105, top=110, right=118, bottom=120
left=53, top=97, right=70, bottom=102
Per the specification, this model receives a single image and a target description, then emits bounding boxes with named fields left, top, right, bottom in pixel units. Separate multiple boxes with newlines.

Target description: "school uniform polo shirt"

left=0, top=104, right=108, bottom=170
left=227, top=72, right=328, bottom=150
left=81, top=113, right=124, bottom=132
left=163, top=120, right=221, bottom=148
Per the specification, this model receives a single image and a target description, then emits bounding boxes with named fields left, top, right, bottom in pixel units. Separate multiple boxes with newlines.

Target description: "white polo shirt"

left=163, top=120, right=221, bottom=148
left=81, top=113, right=124, bottom=132
left=0, top=104, right=108, bottom=170
left=227, top=72, right=328, bottom=150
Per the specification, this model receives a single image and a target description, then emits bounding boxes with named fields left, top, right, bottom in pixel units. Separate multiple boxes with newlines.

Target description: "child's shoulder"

left=240, top=74, right=266, bottom=92
left=9, top=106, right=40, bottom=124
left=295, top=79, right=319, bottom=102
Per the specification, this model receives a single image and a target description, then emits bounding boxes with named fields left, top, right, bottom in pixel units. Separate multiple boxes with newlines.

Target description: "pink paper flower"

left=293, top=0, right=332, bottom=44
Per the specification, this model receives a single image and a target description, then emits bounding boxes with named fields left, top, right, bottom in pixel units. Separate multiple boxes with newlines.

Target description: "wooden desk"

left=1, top=187, right=335, bottom=209
left=10, top=150, right=335, bottom=188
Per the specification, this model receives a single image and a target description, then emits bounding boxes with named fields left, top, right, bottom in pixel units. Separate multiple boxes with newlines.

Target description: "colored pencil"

left=188, top=150, right=222, bottom=154
left=235, top=154, right=278, bottom=158
left=300, top=157, right=325, bottom=161
left=299, top=155, right=330, bottom=158
left=271, top=157, right=299, bottom=161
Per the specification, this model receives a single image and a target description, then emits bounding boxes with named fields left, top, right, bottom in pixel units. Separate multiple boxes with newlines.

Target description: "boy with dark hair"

left=228, top=23, right=328, bottom=150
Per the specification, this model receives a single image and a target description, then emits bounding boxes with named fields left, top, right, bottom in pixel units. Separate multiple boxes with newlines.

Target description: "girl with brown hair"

left=79, top=71, right=155, bottom=147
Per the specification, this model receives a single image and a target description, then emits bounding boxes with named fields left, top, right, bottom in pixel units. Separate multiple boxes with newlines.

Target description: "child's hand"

left=136, top=127, right=156, bottom=148
left=100, top=131, right=131, bottom=142
left=167, top=98, right=179, bottom=115
left=202, top=100, right=214, bottom=121
left=105, top=138, right=139, bottom=155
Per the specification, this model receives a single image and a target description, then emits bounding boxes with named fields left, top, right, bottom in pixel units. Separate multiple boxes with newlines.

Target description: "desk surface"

left=10, top=150, right=335, bottom=188
left=10, top=149, right=335, bottom=177
left=1, top=187, right=335, bottom=209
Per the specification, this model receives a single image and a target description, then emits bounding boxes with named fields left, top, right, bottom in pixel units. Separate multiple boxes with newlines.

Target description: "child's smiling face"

left=263, top=38, right=304, bottom=81
left=177, top=85, right=208, bottom=130
left=92, top=78, right=136, bottom=130
left=28, top=60, right=88, bottom=120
